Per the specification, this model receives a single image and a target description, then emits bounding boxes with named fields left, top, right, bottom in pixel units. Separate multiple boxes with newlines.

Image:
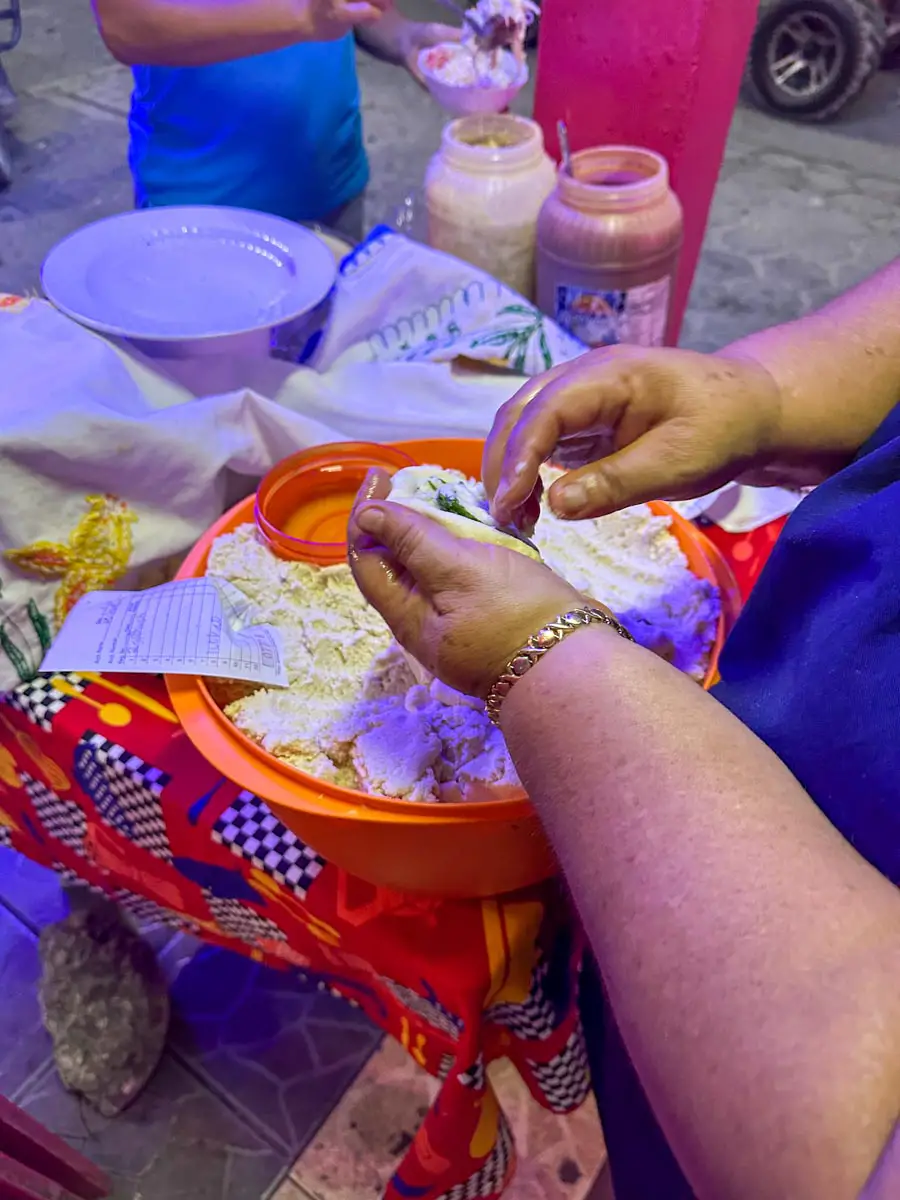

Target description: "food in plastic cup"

left=254, top=442, right=417, bottom=566
left=419, top=43, right=529, bottom=116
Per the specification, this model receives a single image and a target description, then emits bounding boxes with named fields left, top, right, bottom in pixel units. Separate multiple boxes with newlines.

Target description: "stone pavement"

left=683, top=98, right=900, bottom=349
left=0, top=0, right=898, bottom=345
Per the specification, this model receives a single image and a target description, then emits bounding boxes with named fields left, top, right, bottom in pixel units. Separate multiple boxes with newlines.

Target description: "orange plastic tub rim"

left=255, top=441, right=415, bottom=566
left=168, top=438, right=738, bottom=898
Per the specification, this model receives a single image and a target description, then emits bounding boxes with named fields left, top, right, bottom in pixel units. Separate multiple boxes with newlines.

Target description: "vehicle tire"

left=882, top=10, right=900, bottom=62
left=746, top=0, right=887, bottom=121
left=525, top=10, right=540, bottom=49
left=0, top=129, right=12, bottom=190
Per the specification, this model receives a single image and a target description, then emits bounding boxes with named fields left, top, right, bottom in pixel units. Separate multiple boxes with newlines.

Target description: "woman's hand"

left=484, top=345, right=784, bottom=529
left=353, top=4, right=461, bottom=80
left=348, top=470, right=587, bottom=697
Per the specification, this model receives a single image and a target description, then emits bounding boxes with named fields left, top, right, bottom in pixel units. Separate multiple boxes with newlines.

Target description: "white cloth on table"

left=671, top=485, right=804, bottom=532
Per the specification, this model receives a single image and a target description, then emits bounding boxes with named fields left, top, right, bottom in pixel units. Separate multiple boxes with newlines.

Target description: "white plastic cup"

left=418, top=44, right=529, bottom=117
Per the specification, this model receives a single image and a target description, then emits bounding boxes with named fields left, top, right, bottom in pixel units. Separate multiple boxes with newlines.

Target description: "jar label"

left=554, top=277, right=671, bottom=348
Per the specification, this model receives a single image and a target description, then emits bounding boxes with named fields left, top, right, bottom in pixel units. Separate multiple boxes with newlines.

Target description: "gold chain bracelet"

left=485, top=606, right=635, bottom=726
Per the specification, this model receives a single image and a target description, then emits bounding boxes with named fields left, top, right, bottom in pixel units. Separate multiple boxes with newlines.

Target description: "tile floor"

left=280, top=1039, right=605, bottom=1200
left=0, top=846, right=607, bottom=1199
left=0, top=846, right=381, bottom=1199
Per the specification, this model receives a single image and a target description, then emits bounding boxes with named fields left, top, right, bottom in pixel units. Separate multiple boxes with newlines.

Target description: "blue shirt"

left=129, top=39, right=368, bottom=222
left=583, top=400, right=900, bottom=1198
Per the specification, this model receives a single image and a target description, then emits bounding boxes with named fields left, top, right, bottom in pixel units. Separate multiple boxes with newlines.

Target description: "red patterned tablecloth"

left=699, top=513, right=789, bottom=603
left=0, top=518, right=782, bottom=1199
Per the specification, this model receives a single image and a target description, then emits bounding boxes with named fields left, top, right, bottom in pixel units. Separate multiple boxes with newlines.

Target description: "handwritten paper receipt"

left=42, top=578, right=288, bottom=686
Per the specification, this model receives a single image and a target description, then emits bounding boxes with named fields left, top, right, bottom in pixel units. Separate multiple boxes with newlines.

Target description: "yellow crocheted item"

left=6, top=494, right=137, bottom=628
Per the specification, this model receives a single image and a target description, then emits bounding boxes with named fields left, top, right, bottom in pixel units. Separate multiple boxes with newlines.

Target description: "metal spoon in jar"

left=557, top=119, right=574, bottom=175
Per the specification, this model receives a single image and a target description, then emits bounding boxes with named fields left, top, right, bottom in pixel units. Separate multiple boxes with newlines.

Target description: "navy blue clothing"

left=583, top=402, right=900, bottom=1198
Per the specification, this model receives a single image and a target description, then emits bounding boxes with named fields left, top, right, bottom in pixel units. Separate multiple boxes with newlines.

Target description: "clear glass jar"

left=536, top=146, right=684, bottom=348
left=425, top=113, right=556, bottom=300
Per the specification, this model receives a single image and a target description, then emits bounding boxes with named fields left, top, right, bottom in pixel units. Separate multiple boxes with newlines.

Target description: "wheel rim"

left=765, top=11, right=846, bottom=100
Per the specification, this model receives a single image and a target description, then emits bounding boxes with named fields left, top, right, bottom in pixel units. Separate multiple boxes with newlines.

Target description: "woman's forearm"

left=501, top=628, right=900, bottom=1199
left=726, top=256, right=900, bottom=480
left=93, top=0, right=311, bottom=65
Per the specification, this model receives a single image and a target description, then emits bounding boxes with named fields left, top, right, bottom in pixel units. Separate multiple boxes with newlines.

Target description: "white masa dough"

left=207, top=525, right=519, bottom=802
left=206, top=488, right=720, bottom=802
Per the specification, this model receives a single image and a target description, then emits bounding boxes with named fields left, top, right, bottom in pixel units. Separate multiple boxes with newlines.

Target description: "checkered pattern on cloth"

left=50, top=867, right=197, bottom=932
left=52, top=863, right=107, bottom=894
left=525, top=1025, right=591, bottom=1113
left=213, top=790, right=325, bottom=900
left=3, top=673, right=85, bottom=731
left=24, top=773, right=87, bottom=855
left=457, top=1056, right=485, bottom=1091
left=112, top=891, right=196, bottom=931
left=437, top=1052, right=456, bottom=1081
left=204, top=893, right=287, bottom=946
left=435, top=1110, right=514, bottom=1200
left=485, top=959, right=557, bottom=1041
left=377, top=976, right=463, bottom=1040
left=74, top=732, right=172, bottom=861
left=0, top=825, right=10, bottom=848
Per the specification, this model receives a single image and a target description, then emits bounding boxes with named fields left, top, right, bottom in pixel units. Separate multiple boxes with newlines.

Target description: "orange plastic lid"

left=255, top=442, right=417, bottom=565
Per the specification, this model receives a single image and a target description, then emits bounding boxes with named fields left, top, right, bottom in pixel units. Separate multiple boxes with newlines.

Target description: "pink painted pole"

left=533, top=0, right=759, bottom=344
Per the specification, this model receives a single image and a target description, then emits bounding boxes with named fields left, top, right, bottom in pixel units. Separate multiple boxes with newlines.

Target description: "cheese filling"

left=388, top=466, right=540, bottom=558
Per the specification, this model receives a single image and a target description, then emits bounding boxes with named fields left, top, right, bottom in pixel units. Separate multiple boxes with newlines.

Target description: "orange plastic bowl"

left=168, top=438, right=739, bottom=898
left=255, top=441, right=416, bottom=565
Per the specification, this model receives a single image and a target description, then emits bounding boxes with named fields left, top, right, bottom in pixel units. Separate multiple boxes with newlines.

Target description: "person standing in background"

left=91, top=0, right=459, bottom=239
